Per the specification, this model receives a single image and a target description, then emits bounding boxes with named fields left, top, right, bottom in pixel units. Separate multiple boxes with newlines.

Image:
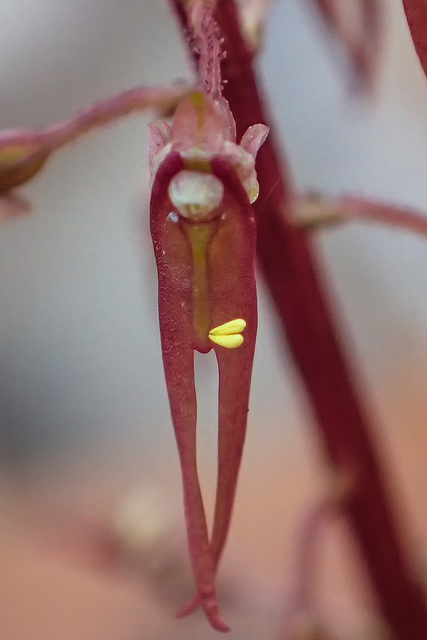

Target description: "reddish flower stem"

left=336, top=195, right=427, bottom=235
left=171, top=1, right=427, bottom=637
left=292, top=499, right=333, bottom=616
left=297, top=193, right=427, bottom=237
left=280, top=498, right=335, bottom=638
left=401, top=0, right=427, bottom=79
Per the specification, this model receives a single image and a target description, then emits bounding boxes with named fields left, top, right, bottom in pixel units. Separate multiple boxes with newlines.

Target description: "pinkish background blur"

left=0, top=1, right=427, bottom=638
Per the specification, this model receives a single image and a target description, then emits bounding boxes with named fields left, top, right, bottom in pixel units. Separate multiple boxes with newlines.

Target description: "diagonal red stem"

left=401, top=0, right=427, bottom=80
left=170, top=1, right=427, bottom=637
left=297, top=193, right=427, bottom=237
left=329, top=194, right=427, bottom=236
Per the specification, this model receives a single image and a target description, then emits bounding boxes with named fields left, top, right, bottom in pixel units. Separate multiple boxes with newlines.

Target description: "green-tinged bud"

left=0, top=141, right=50, bottom=193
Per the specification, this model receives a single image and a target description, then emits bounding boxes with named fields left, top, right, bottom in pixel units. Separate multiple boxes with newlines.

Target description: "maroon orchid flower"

left=0, top=3, right=268, bottom=629
left=149, top=1, right=268, bottom=631
left=5, top=1, right=427, bottom=637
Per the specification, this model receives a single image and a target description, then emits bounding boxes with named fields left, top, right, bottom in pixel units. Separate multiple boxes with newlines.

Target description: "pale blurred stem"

left=280, top=500, right=335, bottom=639
left=170, top=1, right=427, bottom=638
left=292, top=500, right=333, bottom=617
left=0, top=85, right=188, bottom=186
left=0, top=85, right=189, bottom=207
left=311, top=0, right=382, bottom=90
left=313, top=0, right=366, bottom=79
left=240, top=0, right=276, bottom=52
left=297, top=195, right=427, bottom=237
left=337, top=196, right=427, bottom=235
left=39, top=85, right=187, bottom=150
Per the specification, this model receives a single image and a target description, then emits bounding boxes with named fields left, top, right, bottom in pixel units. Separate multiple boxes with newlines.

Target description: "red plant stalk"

left=402, top=0, right=427, bottom=79
left=171, top=1, right=427, bottom=637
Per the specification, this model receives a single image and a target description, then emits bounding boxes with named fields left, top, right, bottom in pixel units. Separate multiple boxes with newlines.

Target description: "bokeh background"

left=1, top=1, right=427, bottom=638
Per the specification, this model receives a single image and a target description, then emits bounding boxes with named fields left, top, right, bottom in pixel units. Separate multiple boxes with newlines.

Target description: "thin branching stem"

left=296, top=193, right=427, bottom=238
left=336, top=195, right=427, bottom=235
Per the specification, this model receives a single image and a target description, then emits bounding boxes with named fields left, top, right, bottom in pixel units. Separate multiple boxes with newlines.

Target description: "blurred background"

left=0, top=0, right=427, bottom=638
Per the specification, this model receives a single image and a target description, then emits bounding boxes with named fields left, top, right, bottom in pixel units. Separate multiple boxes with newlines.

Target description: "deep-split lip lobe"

left=150, top=144, right=260, bottom=631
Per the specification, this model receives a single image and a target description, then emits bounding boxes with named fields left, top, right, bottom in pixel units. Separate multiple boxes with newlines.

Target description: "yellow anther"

left=209, top=318, right=246, bottom=336
left=208, top=318, right=246, bottom=349
left=209, top=333, right=244, bottom=349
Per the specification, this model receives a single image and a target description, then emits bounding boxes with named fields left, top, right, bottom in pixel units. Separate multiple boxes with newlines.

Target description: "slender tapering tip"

left=211, top=617, right=231, bottom=633
left=176, top=597, right=230, bottom=632
left=175, top=594, right=199, bottom=619
left=203, top=604, right=231, bottom=633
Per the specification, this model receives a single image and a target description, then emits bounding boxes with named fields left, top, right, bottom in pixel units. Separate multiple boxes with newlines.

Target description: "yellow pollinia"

left=208, top=318, right=246, bottom=349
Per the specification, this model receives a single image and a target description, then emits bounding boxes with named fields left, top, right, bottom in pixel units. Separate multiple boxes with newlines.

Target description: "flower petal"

left=239, top=123, right=270, bottom=159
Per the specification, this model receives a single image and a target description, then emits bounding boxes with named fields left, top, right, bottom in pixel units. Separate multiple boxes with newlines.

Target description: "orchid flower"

left=6, top=0, right=427, bottom=637
left=0, top=2, right=267, bottom=628
left=149, top=0, right=268, bottom=631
